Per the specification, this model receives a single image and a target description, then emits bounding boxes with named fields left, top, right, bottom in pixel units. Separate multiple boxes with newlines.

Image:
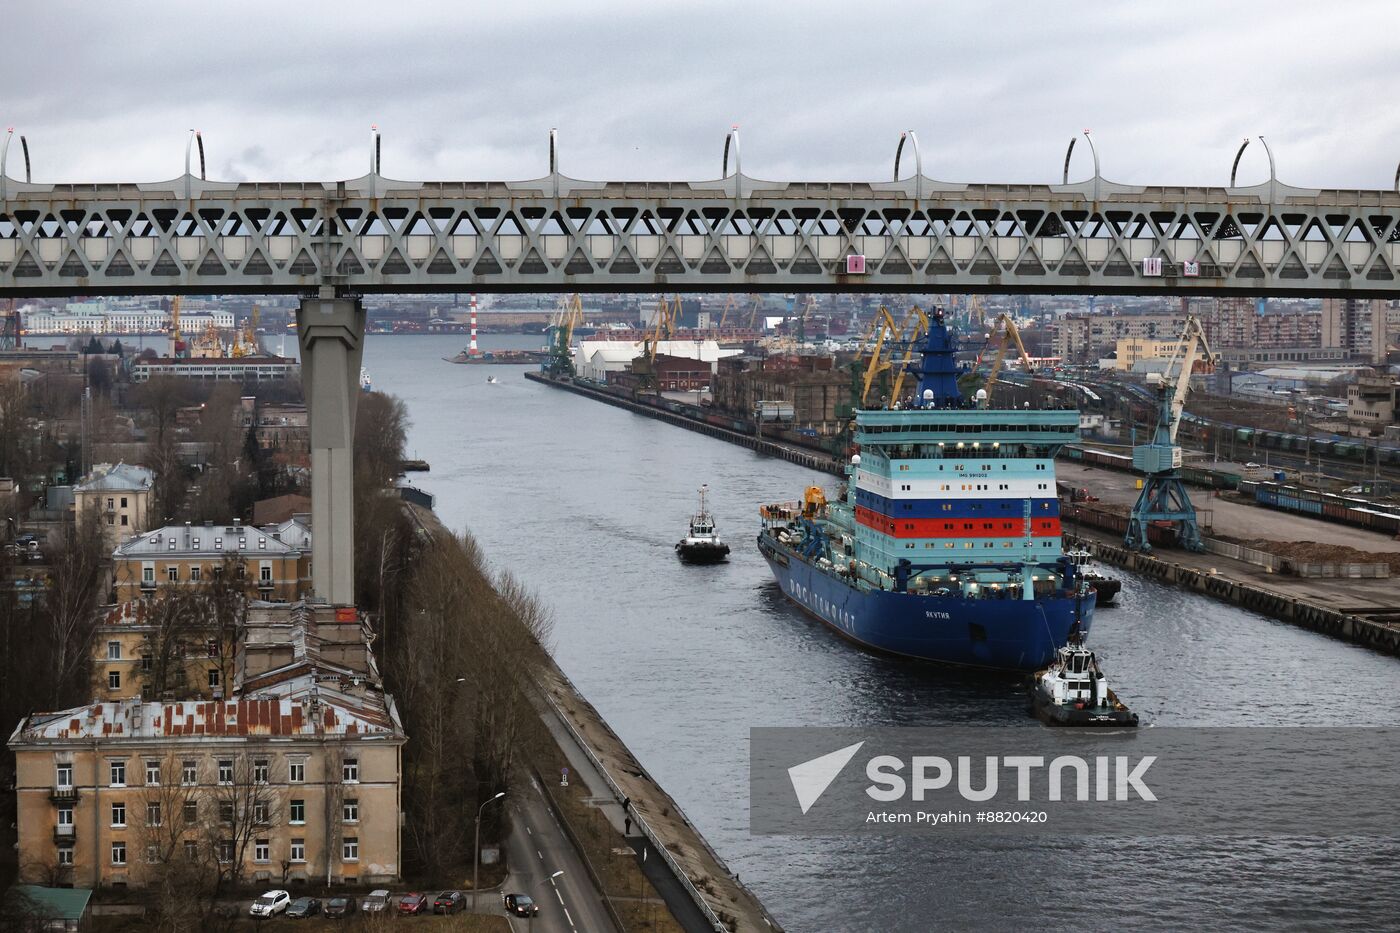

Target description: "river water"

left=366, top=334, right=1400, bottom=933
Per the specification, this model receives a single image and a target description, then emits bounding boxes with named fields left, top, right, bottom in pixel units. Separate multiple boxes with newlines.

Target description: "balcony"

left=139, top=579, right=157, bottom=591
left=49, top=785, right=79, bottom=804
left=53, top=824, right=75, bottom=844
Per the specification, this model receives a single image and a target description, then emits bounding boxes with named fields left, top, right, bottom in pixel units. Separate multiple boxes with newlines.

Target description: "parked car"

left=286, top=896, right=321, bottom=918
left=361, top=889, right=391, bottom=913
left=433, top=891, right=465, bottom=914
left=324, top=896, right=357, bottom=919
left=503, top=893, right=539, bottom=917
left=249, top=890, right=291, bottom=917
left=397, top=892, right=429, bottom=915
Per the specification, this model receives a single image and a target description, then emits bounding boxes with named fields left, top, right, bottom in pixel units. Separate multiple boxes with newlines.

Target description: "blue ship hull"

left=759, top=534, right=1095, bottom=671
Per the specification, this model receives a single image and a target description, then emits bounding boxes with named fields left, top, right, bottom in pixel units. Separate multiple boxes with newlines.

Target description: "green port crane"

left=1125, top=314, right=1215, bottom=552
left=545, top=293, right=585, bottom=376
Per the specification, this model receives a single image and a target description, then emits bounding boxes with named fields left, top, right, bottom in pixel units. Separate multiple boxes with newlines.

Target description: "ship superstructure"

left=758, top=308, right=1093, bottom=670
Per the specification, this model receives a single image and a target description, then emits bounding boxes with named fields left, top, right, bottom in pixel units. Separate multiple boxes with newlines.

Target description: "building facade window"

left=56, top=764, right=72, bottom=788
left=184, top=840, right=198, bottom=860
left=57, top=846, right=73, bottom=866
left=209, top=669, right=221, bottom=689
left=217, top=759, right=233, bottom=784
left=290, top=838, right=305, bottom=862
left=109, top=760, right=126, bottom=787
left=342, top=837, right=358, bottom=861
left=343, top=759, right=358, bottom=783
left=342, top=799, right=358, bottom=823
left=259, top=564, right=272, bottom=583
left=253, top=802, right=269, bottom=825
left=189, top=566, right=201, bottom=581
left=111, top=802, right=126, bottom=827
left=181, top=760, right=197, bottom=785
left=217, top=840, right=233, bottom=863
left=142, top=565, right=154, bottom=584
left=183, top=800, right=197, bottom=823
left=146, top=802, right=161, bottom=826
left=219, top=802, right=234, bottom=824
left=108, top=670, right=121, bottom=690
left=112, top=841, right=127, bottom=865
left=253, top=758, right=269, bottom=784
left=288, top=760, right=305, bottom=783
left=167, top=566, right=178, bottom=582
left=107, top=641, right=121, bottom=660
left=145, top=760, right=161, bottom=785
left=254, top=839, right=269, bottom=862
left=57, top=806, right=73, bottom=827
left=289, top=799, right=305, bottom=824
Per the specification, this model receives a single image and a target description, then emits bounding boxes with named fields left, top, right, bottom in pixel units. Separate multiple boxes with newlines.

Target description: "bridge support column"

left=296, top=297, right=366, bottom=606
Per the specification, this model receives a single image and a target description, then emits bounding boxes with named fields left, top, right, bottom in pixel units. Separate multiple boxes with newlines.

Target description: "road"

left=502, top=773, right=620, bottom=933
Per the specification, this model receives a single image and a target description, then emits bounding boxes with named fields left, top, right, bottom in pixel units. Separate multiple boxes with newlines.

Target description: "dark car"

left=433, top=891, right=464, bottom=914
left=397, top=892, right=429, bottom=915
left=324, top=896, right=357, bottom=919
left=286, top=897, right=321, bottom=918
left=503, top=893, right=539, bottom=917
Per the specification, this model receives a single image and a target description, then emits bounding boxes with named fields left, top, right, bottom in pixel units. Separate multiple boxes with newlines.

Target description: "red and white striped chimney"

left=469, top=294, right=479, bottom=354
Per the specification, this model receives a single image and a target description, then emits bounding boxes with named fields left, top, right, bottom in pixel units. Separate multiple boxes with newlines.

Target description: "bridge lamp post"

left=722, top=125, right=741, bottom=198
left=893, top=131, right=923, bottom=205
left=474, top=790, right=506, bottom=910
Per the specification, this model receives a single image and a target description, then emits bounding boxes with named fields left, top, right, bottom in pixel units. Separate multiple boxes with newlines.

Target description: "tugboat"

left=1066, top=548, right=1121, bottom=606
left=676, top=485, right=730, bottom=563
left=1030, top=626, right=1138, bottom=727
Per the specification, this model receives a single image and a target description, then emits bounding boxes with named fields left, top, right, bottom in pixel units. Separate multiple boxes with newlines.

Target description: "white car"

left=250, top=889, right=291, bottom=917
left=1244, top=461, right=1261, bottom=469
left=361, top=889, right=391, bottom=913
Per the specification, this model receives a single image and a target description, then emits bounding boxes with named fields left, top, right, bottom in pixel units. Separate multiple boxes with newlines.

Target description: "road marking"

left=564, top=907, right=575, bottom=927
left=526, top=826, right=532, bottom=835
left=537, top=849, right=544, bottom=860
left=555, top=889, right=564, bottom=904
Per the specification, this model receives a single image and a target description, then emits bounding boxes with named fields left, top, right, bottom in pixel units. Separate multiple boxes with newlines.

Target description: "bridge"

left=8, top=135, right=1400, bottom=606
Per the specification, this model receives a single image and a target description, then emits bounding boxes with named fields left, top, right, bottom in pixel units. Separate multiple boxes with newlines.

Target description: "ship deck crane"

left=545, top=293, right=586, bottom=376
left=1125, top=314, right=1215, bottom=552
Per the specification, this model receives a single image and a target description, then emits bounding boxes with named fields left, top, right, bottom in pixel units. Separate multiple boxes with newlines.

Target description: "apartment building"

left=111, top=522, right=306, bottom=604
left=8, top=602, right=406, bottom=889
left=1053, top=312, right=1185, bottom=364
left=73, top=463, right=154, bottom=548
left=92, top=601, right=233, bottom=703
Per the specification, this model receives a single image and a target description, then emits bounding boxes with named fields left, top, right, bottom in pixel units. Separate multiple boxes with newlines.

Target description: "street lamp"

left=526, top=871, right=564, bottom=930
left=473, top=791, right=506, bottom=910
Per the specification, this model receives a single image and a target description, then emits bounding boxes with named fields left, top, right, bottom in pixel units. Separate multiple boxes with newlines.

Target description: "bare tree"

left=139, top=754, right=213, bottom=933
left=199, top=555, right=249, bottom=698
left=43, top=504, right=108, bottom=706
left=203, top=751, right=285, bottom=892
left=138, top=588, right=205, bottom=700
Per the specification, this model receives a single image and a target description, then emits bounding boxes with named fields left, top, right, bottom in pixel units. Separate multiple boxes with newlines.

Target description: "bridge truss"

left=3, top=174, right=1400, bottom=297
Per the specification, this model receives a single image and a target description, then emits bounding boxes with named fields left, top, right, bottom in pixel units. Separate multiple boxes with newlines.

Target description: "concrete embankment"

left=1069, top=527, right=1400, bottom=660
left=524, top=370, right=842, bottom=477
left=405, top=499, right=781, bottom=931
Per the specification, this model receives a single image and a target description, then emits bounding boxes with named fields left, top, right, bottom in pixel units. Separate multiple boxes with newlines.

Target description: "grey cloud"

left=4, top=0, right=1399, bottom=188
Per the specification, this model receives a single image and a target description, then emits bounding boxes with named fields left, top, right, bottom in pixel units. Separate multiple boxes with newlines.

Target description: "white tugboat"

left=675, top=485, right=731, bottom=564
left=1030, top=625, right=1138, bottom=727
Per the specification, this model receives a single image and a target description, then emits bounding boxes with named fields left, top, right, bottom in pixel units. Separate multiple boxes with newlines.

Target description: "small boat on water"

left=1030, top=626, right=1138, bottom=727
left=359, top=368, right=372, bottom=392
left=1066, top=548, right=1121, bottom=606
left=487, top=375, right=499, bottom=384
left=676, top=485, right=730, bottom=563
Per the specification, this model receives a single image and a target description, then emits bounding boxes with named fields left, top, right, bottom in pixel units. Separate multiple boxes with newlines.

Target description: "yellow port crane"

left=981, top=312, right=1036, bottom=392
left=231, top=304, right=261, bottom=358
left=717, top=294, right=737, bottom=330
left=856, top=304, right=930, bottom=407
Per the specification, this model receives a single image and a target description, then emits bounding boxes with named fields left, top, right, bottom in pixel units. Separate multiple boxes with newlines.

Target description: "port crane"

left=979, top=313, right=1036, bottom=394
left=856, top=305, right=930, bottom=407
left=1125, top=314, right=1215, bottom=552
left=545, top=293, right=585, bottom=377
left=0, top=298, right=17, bottom=350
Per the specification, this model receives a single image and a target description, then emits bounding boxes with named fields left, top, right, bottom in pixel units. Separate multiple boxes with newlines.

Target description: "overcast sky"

left=5, top=1, right=1399, bottom=189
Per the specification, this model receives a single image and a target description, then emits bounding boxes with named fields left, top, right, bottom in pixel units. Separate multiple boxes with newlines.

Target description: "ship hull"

left=759, top=534, right=1094, bottom=671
